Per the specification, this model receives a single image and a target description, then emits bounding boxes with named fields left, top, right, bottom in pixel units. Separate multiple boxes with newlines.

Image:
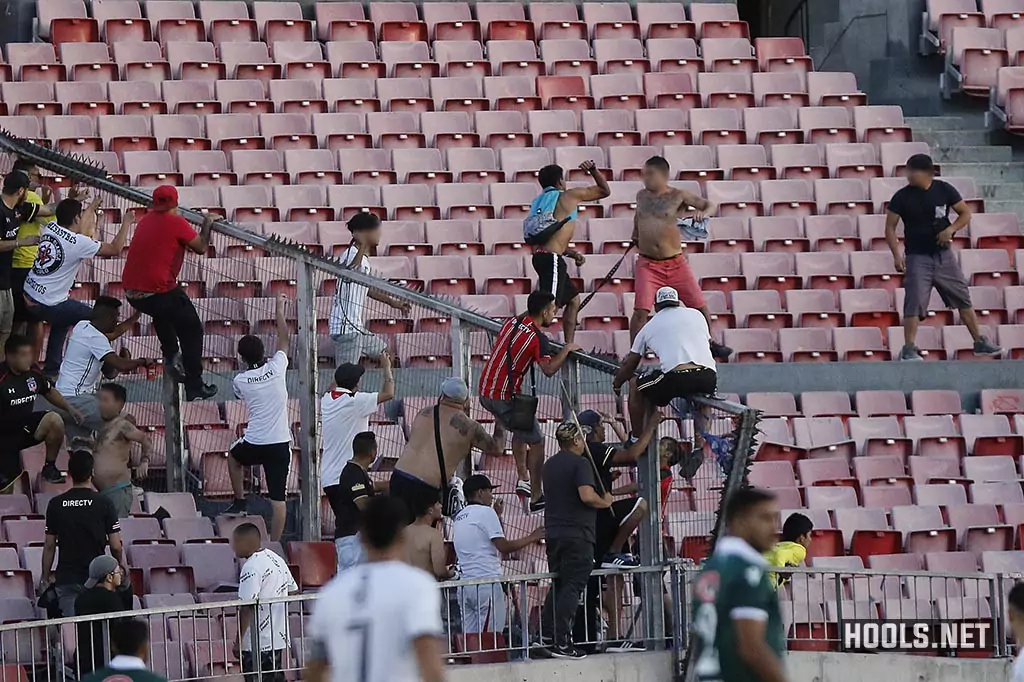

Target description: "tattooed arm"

left=449, top=411, right=499, bottom=453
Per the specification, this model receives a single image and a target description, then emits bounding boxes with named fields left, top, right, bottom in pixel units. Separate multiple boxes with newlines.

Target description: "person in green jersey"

left=80, top=618, right=168, bottom=682
left=691, top=488, right=787, bottom=682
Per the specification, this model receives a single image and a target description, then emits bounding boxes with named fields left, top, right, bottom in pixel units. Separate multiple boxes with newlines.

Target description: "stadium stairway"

left=909, top=115, right=1024, bottom=220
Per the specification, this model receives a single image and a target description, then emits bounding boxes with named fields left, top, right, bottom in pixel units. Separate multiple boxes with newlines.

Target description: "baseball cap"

left=463, top=474, right=499, bottom=497
left=440, top=376, right=469, bottom=402
left=906, top=153, right=935, bottom=173
left=151, top=185, right=178, bottom=212
left=577, top=410, right=602, bottom=431
left=84, top=555, right=119, bottom=588
left=333, top=363, right=365, bottom=390
left=655, top=286, right=680, bottom=307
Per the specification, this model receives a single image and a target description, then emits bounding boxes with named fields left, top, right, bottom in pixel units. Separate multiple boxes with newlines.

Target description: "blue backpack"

left=523, top=188, right=572, bottom=245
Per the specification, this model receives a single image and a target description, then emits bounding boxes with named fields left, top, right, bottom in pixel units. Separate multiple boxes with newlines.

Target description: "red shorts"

left=634, top=254, right=705, bottom=311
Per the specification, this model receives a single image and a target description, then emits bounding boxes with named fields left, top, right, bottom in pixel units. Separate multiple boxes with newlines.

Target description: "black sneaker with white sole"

left=547, top=644, right=586, bottom=659
left=41, top=462, right=65, bottom=484
left=185, top=383, right=218, bottom=401
left=528, top=495, right=545, bottom=514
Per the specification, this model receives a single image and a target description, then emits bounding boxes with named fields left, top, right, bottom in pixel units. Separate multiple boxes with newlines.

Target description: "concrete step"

left=978, top=183, right=1024, bottom=200
left=912, top=129, right=992, bottom=148
left=938, top=162, right=1024, bottom=182
left=977, top=199, right=1024, bottom=221
left=931, top=145, right=1014, bottom=163
left=906, top=116, right=975, bottom=131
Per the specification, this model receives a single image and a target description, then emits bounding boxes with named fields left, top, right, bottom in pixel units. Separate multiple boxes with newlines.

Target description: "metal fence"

left=0, top=564, right=1017, bottom=682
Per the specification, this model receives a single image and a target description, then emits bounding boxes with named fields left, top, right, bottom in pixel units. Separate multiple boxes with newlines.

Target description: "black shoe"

left=41, top=462, right=65, bottom=484
left=225, top=498, right=248, bottom=515
left=605, top=640, right=647, bottom=653
left=548, top=644, right=586, bottom=659
left=185, top=383, right=218, bottom=401
left=165, top=354, right=187, bottom=382
left=709, top=340, right=732, bottom=361
left=528, top=495, right=545, bottom=514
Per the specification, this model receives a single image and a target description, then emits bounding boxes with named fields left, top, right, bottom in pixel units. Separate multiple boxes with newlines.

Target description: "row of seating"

left=755, top=455, right=1024, bottom=490
left=37, top=0, right=750, bottom=44
left=924, top=0, right=1024, bottom=51
left=3, top=37, right=808, bottom=82
left=749, top=388, right=1024, bottom=417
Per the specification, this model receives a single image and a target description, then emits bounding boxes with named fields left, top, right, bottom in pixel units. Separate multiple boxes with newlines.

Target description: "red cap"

left=152, top=185, right=178, bottom=212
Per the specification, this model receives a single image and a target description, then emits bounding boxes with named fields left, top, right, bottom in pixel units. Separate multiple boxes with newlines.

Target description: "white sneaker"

left=516, top=480, right=532, bottom=496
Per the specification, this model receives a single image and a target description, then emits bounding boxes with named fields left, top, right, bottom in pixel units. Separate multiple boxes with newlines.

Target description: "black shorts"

left=389, top=470, right=440, bottom=524
left=0, top=412, right=46, bottom=481
left=532, top=251, right=579, bottom=309
left=595, top=498, right=643, bottom=560
left=637, top=367, right=717, bottom=407
left=10, top=268, right=30, bottom=324
left=229, top=440, right=291, bottom=502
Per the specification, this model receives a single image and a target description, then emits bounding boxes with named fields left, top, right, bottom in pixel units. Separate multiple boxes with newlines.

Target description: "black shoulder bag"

left=505, top=316, right=539, bottom=432
left=433, top=406, right=464, bottom=517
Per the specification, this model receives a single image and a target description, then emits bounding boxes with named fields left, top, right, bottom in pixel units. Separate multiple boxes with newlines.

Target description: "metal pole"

left=450, top=317, right=472, bottom=478
left=163, top=377, right=185, bottom=493
left=638, top=432, right=665, bottom=647
left=560, top=356, right=581, bottom=419
left=296, top=259, right=321, bottom=541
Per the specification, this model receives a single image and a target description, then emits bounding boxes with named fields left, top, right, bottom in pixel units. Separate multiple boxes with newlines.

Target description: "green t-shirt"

left=691, top=537, right=786, bottom=682
left=80, top=665, right=168, bottom=682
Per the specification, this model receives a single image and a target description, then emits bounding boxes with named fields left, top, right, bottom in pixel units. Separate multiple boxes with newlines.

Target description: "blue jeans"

left=29, top=298, right=92, bottom=375
left=335, top=534, right=366, bottom=571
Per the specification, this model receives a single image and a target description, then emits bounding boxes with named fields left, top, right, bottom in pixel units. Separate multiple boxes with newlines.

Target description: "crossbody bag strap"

left=433, top=406, right=449, bottom=497
left=504, top=315, right=525, bottom=398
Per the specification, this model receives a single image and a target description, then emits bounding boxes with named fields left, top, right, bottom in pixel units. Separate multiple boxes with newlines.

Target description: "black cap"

left=333, top=363, right=365, bottom=390
left=906, top=153, right=935, bottom=173
left=463, top=474, right=499, bottom=497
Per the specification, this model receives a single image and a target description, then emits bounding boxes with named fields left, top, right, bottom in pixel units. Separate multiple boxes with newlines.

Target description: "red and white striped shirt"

left=478, top=316, right=551, bottom=401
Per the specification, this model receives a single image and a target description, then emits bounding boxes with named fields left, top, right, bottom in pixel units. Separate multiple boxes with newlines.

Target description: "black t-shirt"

left=45, top=488, right=121, bottom=585
left=887, top=180, right=963, bottom=256
left=592, top=443, right=621, bottom=496
left=543, top=450, right=598, bottom=544
left=0, top=201, right=21, bottom=289
left=332, top=461, right=373, bottom=538
left=75, top=585, right=134, bottom=674
left=0, top=362, right=51, bottom=423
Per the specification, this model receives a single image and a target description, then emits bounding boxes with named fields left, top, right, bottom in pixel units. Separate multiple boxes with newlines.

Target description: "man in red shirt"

left=121, top=186, right=216, bottom=401
left=478, top=291, right=580, bottom=513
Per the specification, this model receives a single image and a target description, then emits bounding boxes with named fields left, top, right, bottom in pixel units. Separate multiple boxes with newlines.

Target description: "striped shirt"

left=478, top=316, right=551, bottom=401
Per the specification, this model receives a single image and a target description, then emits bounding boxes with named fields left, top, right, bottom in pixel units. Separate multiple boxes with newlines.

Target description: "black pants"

left=128, top=286, right=204, bottom=386
left=241, top=649, right=285, bottom=682
left=540, top=537, right=594, bottom=647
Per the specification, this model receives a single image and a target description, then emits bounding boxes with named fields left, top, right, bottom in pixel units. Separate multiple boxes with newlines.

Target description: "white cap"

left=655, top=286, right=680, bottom=307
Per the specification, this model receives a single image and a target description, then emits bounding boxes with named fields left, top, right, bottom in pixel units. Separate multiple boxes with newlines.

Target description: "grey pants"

left=101, top=483, right=135, bottom=518
left=56, top=583, right=85, bottom=617
left=331, top=331, right=387, bottom=365
left=903, top=250, right=972, bottom=319
left=36, top=393, right=102, bottom=446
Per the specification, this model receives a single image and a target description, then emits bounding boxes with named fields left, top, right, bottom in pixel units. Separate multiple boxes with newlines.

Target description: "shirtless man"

left=632, top=156, right=731, bottom=361
left=405, top=501, right=454, bottom=581
left=528, top=162, right=611, bottom=345
left=390, top=377, right=498, bottom=523
left=91, top=383, right=152, bottom=517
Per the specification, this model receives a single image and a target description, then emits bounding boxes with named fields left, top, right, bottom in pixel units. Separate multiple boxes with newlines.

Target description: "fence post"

left=296, top=259, right=321, bottom=541
left=638, top=433, right=665, bottom=647
left=559, top=355, right=581, bottom=419
left=450, top=317, right=474, bottom=479
left=163, top=379, right=185, bottom=493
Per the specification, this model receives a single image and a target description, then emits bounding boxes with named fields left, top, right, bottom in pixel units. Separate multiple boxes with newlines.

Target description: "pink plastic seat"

left=961, top=414, right=1024, bottom=455
left=697, top=72, right=754, bottom=109
left=892, top=504, right=955, bottom=553
left=849, top=417, right=913, bottom=459
left=839, top=289, right=899, bottom=333
left=701, top=37, right=756, bottom=73
left=770, top=143, right=827, bottom=181
left=581, top=2, right=639, bottom=39
left=748, top=461, right=797, bottom=488
left=366, top=111, right=424, bottom=149
left=376, top=77, right=432, bottom=114
left=146, top=0, right=204, bottom=43
left=593, top=38, right=650, bottom=76
left=805, top=486, right=859, bottom=510
left=825, top=143, right=882, bottom=182
left=904, top=415, right=967, bottom=458
left=798, top=106, right=856, bottom=146
left=744, top=106, right=802, bottom=147
left=854, top=390, right=909, bottom=418
left=783, top=291, right=843, bottom=333
left=807, top=72, right=867, bottom=108
left=833, top=326, right=890, bottom=361
left=720, top=328, right=781, bottom=363
left=645, top=37, right=700, bottom=83
left=926, top=0, right=986, bottom=53
left=909, top=456, right=962, bottom=486
left=853, top=106, right=912, bottom=146
left=421, top=2, right=479, bottom=41
left=434, top=42, right=490, bottom=80
left=163, top=79, right=218, bottom=117
left=744, top=392, right=800, bottom=417
left=380, top=41, right=439, bottom=79
left=911, top=390, right=964, bottom=416
left=253, top=1, right=312, bottom=42
left=950, top=26, right=1008, bottom=96
left=731, top=290, right=791, bottom=331
left=487, top=39, right=543, bottom=78
left=758, top=182, right=813, bottom=219
left=476, top=3, right=532, bottom=41
left=852, top=454, right=907, bottom=485
left=813, top=178, right=872, bottom=217
left=752, top=71, right=808, bottom=108
left=530, top=2, right=585, bottom=40
left=591, top=73, right=645, bottom=110
left=370, top=1, right=428, bottom=42
left=689, top=2, right=748, bottom=39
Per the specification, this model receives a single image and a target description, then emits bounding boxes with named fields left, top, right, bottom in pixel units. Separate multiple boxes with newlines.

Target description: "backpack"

left=523, top=188, right=572, bottom=246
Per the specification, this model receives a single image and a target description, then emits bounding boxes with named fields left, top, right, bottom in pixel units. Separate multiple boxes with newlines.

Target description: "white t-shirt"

left=55, top=321, right=113, bottom=397
left=238, top=548, right=298, bottom=653
left=24, top=221, right=102, bottom=306
left=1014, top=650, right=1024, bottom=682
left=631, top=305, right=716, bottom=373
left=232, top=350, right=291, bottom=445
left=328, top=246, right=371, bottom=336
left=308, top=561, right=443, bottom=682
left=320, top=388, right=378, bottom=487
left=452, top=503, right=504, bottom=580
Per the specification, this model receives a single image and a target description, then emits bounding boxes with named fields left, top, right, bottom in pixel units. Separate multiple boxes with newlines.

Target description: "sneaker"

left=605, top=640, right=647, bottom=653
left=41, top=462, right=65, bottom=484
left=165, top=354, right=187, bottom=382
left=601, top=553, right=641, bottom=569
left=528, top=496, right=545, bottom=514
left=710, top=340, right=732, bottom=361
left=547, top=644, right=587, bottom=660
left=185, top=383, right=218, bottom=401
left=515, top=480, right=532, bottom=496
left=973, top=337, right=1003, bottom=357
left=899, top=344, right=924, bottom=361
left=224, top=498, right=248, bottom=515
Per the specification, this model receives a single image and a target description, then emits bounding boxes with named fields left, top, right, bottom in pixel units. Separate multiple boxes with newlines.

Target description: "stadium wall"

left=452, top=650, right=1011, bottom=682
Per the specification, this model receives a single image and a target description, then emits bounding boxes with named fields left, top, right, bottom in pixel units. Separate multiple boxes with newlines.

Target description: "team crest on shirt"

left=695, top=570, right=720, bottom=603
left=745, top=565, right=762, bottom=586
left=32, top=234, right=65, bottom=276
left=26, top=377, right=36, bottom=393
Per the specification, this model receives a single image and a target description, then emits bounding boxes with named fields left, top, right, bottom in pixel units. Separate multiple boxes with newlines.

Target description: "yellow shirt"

left=764, top=540, right=807, bottom=588
left=12, top=190, right=44, bottom=270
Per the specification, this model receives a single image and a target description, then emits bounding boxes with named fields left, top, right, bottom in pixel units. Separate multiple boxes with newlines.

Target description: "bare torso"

left=539, top=194, right=578, bottom=255
left=405, top=523, right=443, bottom=577
left=635, top=188, right=689, bottom=260
left=92, top=416, right=133, bottom=491
left=394, top=405, right=477, bottom=488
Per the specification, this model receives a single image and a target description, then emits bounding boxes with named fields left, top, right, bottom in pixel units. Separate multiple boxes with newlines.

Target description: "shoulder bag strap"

left=504, top=316, right=522, bottom=398
left=433, top=406, right=449, bottom=496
